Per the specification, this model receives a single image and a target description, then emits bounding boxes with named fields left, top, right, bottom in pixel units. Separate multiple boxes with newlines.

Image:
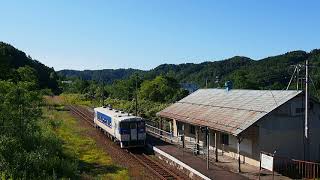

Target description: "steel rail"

left=127, top=150, right=182, bottom=180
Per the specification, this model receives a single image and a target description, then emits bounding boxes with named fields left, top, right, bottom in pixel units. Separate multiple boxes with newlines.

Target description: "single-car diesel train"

left=94, top=106, right=146, bottom=148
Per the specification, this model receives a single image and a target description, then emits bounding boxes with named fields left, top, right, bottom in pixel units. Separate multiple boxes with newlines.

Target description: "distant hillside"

left=58, top=68, right=144, bottom=84
left=144, top=56, right=254, bottom=87
left=58, top=50, right=320, bottom=91
left=0, top=42, right=60, bottom=93
left=58, top=56, right=253, bottom=85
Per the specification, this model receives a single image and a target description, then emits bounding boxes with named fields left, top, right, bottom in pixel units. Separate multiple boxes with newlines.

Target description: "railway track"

left=67, top=105, right=184, bottom=180
left=128, top=149, right=182, bottom=180
left=68, top=105, right=94, bottom=126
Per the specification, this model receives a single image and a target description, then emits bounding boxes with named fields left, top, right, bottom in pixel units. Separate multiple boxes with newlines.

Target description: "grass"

left=44, top=102, right=128, bottom=180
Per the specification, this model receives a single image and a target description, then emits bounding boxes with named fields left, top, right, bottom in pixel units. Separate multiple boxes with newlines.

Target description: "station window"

left=177, top=122, right=183, bottom=131
left=296, top=107, right=305, bottom=114
left=221, top=133, right=229, bottom=145
left=190, top=125, right=195, bottom=135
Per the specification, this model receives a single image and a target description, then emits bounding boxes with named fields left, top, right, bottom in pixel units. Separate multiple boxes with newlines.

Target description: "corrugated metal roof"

left=157, top=89, right=302, bottom=136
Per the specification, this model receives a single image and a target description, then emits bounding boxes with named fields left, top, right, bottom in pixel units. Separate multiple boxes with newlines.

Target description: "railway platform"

left=147, top=135, right=247, bottom=180
left=147, top=134, right=290, bottom=180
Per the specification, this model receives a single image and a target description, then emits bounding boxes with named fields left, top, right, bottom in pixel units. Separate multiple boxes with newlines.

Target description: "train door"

left=130, top=122, right=138, bottom=141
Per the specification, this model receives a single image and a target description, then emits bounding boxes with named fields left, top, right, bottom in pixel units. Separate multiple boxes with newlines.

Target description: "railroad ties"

left=68, top=105, right=94, bottom=126
left=67, top=105, right=184, bottom=180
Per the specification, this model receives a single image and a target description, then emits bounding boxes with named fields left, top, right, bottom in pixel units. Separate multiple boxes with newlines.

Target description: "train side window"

left=138, top=121, right=145, bottom=133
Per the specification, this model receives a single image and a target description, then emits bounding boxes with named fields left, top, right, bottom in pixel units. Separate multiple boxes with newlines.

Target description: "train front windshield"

left=119, top=120, right=145, bottom=134
left=137, top=121, right=145, bottom=133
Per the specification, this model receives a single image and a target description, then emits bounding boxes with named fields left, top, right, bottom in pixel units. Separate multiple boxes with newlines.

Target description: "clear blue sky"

left=1, top=0, right=319, bottom=71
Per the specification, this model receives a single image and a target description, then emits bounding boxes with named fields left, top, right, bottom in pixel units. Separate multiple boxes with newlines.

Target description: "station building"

left=157, top=88, right=320, bottom=167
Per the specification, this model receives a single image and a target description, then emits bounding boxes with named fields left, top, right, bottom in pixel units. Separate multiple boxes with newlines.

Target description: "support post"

left=259, top=152, right=261, bottom=180
left=160, top=118, right=163, bottom=136
left=182, top=123, right=185, bottom=135
left=173, top=119, right=177, bottom=137
left=169, top=120, right=173, bottom=142
left=207, top=127, right=210, bottom=170
left=215, top=132, right=218, bottom=162
left=237, top=137, right=241, bottom=173
left=182, top=123, right=185, bottom=148
left=196, top=127, right=200, bottom=155
left=182, top=135, right=185, bottom=148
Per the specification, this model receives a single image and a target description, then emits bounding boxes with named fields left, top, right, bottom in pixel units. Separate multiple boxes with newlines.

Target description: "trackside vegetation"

left=0, top=81, right=77, bottom=179
left=44, top=101, right=128, bottom=179
left=0, top=42, right=128, bottom=179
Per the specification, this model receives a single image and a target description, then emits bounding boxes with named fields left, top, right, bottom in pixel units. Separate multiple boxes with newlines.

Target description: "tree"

left=108, top=74, right=142, bottom=100
left=16, top=66, right=39, bottom=88
left=139, top=75, right=188, bottom=103
left=0, top=81, right=77, bottom=179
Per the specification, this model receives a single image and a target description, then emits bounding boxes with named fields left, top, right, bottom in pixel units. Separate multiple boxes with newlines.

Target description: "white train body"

left=94, top=106, right=146, bottom=148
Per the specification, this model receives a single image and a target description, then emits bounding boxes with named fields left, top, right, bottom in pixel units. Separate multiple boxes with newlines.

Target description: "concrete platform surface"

left=147, top=135, right=248, bottom=180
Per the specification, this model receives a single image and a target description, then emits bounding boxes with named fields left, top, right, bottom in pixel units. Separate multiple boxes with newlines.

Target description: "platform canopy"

left=157, top=89, right=302, bottom=136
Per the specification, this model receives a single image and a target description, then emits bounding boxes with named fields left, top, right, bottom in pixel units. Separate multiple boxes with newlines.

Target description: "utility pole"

left=304, top=59, right=309, bottom=160
left=286, top=60, right=311, bottom=161
left=205, top=78, right=208, bottom=88
left=135, top=74, right=138, bottom=116
left=101, top=81, right=105, bottom=107
left=297, top=66, right=300, bottom=90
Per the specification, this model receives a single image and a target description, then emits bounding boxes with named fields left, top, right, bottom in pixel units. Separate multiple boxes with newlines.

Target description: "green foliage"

left=60, top=93, right=94, bottom=107
left=0, top=42, right=60, bottom=94
left=17, top=66, right=38, bottom=85
left=224, top=51, right=308, bottom=90
left=58, top=68, right=143, bottom=84
left=0, top=81, right=77, bottom=179
left=139, top=75, right=188, bottom=103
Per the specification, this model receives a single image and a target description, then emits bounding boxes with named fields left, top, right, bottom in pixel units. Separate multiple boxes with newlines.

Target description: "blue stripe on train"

left=97, top=112, right=112, bottom=128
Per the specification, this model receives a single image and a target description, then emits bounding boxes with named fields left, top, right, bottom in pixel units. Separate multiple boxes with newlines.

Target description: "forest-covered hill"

left=58, top=49, right=320, bottom=91
left=0, top=42, right=60, bottom=93
left=59, top=68, right=144, bottom=84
